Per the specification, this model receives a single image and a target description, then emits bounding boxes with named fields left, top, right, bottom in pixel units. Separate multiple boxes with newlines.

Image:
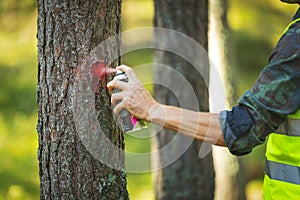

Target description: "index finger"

left=116, top=65, right=138, bottom=81
left=107, top=79, right=128, bottom=92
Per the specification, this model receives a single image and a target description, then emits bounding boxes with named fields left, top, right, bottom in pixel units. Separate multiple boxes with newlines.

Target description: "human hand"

left=107, top=65, right=158, bottom=122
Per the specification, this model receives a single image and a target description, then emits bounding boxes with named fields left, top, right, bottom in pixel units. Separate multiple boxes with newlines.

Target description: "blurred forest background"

left=0, top=0, right=297, bottom=199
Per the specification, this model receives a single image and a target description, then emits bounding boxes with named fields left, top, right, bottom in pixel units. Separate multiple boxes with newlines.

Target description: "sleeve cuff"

left=219, top=110, right=236, bottom=149
left=219, top=106, right=264, bottom=156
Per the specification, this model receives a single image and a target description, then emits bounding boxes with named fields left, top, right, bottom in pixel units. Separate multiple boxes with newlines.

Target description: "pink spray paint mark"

left=91, top=61, right=116, bottom=93
left=91, top=61, right=110, bottom=79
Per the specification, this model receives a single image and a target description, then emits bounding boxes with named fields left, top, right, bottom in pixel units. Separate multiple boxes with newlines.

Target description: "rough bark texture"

left=37, top=0, right=129, bottom=199
left=153, top=0, right=215, bottom=199
left=209, top=0, right=246, bottom=199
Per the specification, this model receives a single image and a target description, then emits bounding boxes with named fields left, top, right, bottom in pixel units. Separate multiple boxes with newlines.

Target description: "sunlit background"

left=0, top=0, right=297, bottom=199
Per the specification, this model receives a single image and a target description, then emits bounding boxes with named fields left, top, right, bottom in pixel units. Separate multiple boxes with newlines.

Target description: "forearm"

left=149, top=104, right=226, bottom=146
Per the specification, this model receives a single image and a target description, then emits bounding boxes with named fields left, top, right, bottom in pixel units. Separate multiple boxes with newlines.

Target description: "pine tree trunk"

left=37, top=0, right=129, bottom=199
left=153, top=0, right=215, bottom=199
left=209, top=0, right=246, bottom=199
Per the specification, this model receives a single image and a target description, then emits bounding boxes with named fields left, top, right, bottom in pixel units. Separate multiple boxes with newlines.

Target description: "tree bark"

left=153, top=0, right=215, bottom=199
left=37, top=0, right=129, bottom=199
left=209, top=0, right=246, bottom=199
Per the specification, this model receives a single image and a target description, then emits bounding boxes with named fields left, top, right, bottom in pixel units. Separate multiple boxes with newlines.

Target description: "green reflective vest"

left=264, top=109, right=300, bottom=199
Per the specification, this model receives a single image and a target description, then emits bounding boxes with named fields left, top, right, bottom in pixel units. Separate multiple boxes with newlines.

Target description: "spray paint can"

left=112, top=70, right=147, bottom=133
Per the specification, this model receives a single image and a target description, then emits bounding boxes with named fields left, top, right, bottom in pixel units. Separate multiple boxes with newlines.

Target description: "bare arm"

left=149, top=104, right=226, bottom=146
left=107, top=65, right=226, bottom=147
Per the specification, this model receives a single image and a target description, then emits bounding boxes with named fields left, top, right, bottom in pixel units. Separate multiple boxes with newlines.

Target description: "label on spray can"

left=112, top=70, right=147, bottom=133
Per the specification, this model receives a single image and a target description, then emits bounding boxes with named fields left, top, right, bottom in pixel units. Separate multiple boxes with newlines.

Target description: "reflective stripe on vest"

left=266, top=159, right=300, bottom=185
left=264, top=109, right=300, bottom=199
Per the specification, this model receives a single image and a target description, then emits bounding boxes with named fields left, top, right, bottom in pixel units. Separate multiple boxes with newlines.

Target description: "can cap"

left=113, top=70, right=127, bottom=81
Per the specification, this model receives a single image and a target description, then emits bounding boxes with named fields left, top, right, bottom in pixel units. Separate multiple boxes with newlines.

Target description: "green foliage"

left=0, top=0, right=39, bottom=199
left=229, top=0, right=298, bottom=96
left=0, top=0, right=36, bottom=32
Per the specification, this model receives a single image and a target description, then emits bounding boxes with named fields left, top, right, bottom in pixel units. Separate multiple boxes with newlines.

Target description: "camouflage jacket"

left=220, top=7, right=300, bottom=156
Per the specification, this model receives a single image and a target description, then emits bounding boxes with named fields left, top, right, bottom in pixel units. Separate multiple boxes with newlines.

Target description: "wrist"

left=147, top=103, right=167, bottom=126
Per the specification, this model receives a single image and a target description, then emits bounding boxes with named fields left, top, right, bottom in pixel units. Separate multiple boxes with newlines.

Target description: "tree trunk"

left=153, top=0, right=215, bottom=199
left=209, top=0, right=246, bottom=199
left=37, top=0, right=129, bottom=199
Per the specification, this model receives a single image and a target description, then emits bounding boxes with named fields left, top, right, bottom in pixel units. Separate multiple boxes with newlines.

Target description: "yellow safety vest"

left=264, top=109, right=300, bottom=199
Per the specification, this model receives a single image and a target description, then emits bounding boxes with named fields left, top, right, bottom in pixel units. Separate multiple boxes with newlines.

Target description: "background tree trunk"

left=37, top=0, right=129, bottom=199
left=209, top=0, right=246, bottom=199
left=153, top=0, right=215, bottom=199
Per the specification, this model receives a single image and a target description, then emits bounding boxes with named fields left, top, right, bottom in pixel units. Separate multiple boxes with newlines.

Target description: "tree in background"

left=209, top=0, right=246, bottom=199
left=153, top=0, right=215, bottom=199
left=37, top=0, right=129, bottom=199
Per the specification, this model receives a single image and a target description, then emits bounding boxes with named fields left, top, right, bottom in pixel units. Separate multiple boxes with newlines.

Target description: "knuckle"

left=127, top=68, right=134, bottom=74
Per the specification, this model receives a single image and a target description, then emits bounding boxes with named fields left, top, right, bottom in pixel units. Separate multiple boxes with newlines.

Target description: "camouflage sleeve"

left=220, top=21, right=300, bottom=156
